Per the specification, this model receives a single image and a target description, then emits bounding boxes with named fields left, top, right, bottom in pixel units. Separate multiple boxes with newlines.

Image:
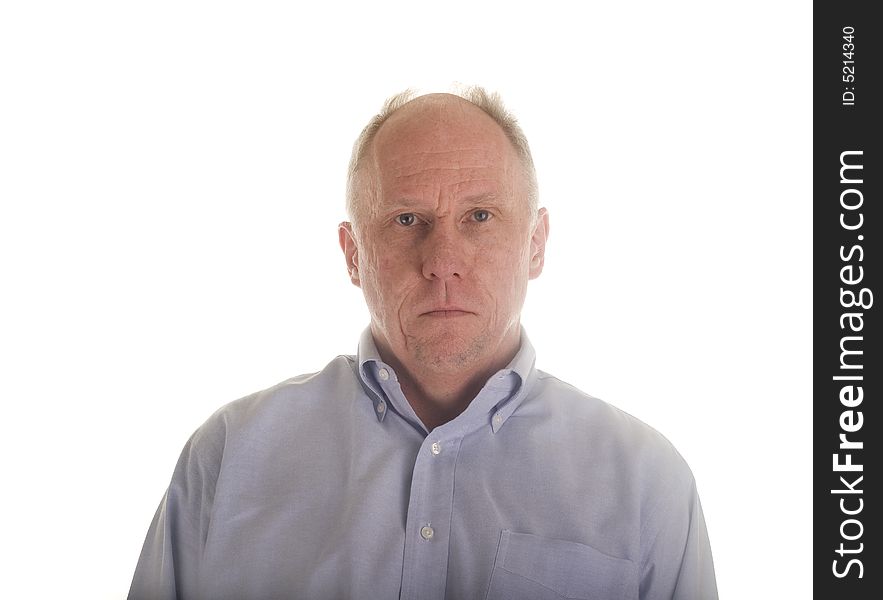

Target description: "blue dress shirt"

left=130, top=328, right=717, bottom=599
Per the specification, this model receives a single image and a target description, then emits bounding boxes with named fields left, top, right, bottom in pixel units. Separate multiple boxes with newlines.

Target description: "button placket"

left=400, top=434, right=464, bottom=600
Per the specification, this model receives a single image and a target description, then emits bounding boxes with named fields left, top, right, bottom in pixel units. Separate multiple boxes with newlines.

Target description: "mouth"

left=420, top=308, right=475, bottom=318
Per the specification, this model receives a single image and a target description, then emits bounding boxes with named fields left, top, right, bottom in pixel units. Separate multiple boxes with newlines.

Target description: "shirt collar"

left=355, top=326, right=537, bottom=432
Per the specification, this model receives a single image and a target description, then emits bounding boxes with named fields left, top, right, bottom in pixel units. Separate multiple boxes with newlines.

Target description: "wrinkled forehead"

left=369, top=96, right=518, bottom=184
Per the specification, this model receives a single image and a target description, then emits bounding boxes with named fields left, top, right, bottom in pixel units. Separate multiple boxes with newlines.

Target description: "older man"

left=130, top=88, right=718, bottom=600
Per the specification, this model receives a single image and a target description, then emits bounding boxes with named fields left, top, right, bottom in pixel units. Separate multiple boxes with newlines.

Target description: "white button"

left=378, top=368, right=390, bottom=381
left=430, top=442, right=441, bottom=455
left=376, top=402, right=386, bottom=413
left=420, top=526, right=434, bottom=540
left=493, top=412, right=503, bottom=424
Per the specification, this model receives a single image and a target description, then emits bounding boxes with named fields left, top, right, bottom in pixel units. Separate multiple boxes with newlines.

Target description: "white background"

left=0, top=1, right=811, bottom=597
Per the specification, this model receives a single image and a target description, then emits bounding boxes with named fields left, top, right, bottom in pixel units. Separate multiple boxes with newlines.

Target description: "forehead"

left=370, top=96, right=518, bottom=190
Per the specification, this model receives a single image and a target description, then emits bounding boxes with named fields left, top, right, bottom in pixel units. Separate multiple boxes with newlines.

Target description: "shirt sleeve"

left=639, top=475, right=718, bottom=600
left=129, top=418, right=225, bottom=600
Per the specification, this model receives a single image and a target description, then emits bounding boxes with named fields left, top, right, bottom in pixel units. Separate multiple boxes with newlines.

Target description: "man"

left=130, top=87, right=718, bottom=599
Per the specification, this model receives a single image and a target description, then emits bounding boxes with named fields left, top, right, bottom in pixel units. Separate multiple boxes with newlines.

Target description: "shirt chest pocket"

left=484, top=530, right=639, bottom=600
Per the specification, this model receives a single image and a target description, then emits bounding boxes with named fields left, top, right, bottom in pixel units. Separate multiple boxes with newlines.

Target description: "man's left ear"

left=528, top=207, right=549, bottom=279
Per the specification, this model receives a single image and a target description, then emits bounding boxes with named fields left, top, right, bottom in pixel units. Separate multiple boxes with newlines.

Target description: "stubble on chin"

left=411, top=329, right=491, bottom=372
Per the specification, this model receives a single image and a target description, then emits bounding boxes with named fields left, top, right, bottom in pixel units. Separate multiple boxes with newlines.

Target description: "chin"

left=411, top=329, right=490, bottom=372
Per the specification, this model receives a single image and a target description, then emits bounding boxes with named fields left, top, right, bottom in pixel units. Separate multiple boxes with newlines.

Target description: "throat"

left=398, top=373, right=485, bottom=431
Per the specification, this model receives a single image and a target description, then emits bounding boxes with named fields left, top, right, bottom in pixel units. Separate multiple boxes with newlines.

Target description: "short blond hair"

left=345, top=86, right=539, bottom=226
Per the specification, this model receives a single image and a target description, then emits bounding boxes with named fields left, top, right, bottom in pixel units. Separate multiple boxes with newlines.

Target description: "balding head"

left=346, top=88, right=538, bottom=232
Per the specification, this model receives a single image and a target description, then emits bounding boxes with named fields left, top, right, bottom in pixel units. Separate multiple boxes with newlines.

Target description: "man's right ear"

left=338, top=222, right=361, bottom=288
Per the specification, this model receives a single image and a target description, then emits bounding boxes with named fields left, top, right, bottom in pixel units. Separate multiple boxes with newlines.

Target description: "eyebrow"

left=463, top=193, right=499, bottom=204
left=388, top=194, right=500, bottom=209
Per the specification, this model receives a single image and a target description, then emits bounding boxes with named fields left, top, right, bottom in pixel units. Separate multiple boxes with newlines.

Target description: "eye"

left=395, top=213, right=417, bottom=226
left=471, top=210, right=492, bottom=223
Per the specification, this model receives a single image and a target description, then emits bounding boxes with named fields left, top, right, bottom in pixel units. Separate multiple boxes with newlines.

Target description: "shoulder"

left=182, top=354, right=359, bottom=466
left=528, top=370, right=696, bottom=491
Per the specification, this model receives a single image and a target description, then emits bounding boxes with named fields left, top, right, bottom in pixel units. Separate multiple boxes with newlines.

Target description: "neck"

left=376, top=329, right=521, bottom=431
left=399, top=370, right=488, bottom=431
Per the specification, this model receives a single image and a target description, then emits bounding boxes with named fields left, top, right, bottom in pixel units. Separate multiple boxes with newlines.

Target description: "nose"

left=420, top=222, right=469, bottom=281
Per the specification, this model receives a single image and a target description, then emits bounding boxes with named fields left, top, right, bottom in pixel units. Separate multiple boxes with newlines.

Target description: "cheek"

left=362, top=248, right=413, bottom=309
left=478, top=240, right=531, bottom=305
left=357, top=247, right=385, bottom=302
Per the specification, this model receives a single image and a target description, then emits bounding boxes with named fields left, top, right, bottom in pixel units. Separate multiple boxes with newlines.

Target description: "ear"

left=528, top=208, right=549, bottom=280
left=338, top=221, right=361, bottom=288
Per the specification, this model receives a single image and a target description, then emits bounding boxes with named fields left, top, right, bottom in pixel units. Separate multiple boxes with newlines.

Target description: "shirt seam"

left=638, top=471, right=697, bottom=574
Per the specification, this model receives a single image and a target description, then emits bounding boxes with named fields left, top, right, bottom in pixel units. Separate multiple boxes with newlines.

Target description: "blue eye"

left=395, top=213, right=417, bottom=226
left=472, top=210, right=491, bottom=222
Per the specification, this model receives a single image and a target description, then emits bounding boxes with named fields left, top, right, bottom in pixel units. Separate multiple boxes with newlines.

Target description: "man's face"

left=340, top=95, right=548, bottom=376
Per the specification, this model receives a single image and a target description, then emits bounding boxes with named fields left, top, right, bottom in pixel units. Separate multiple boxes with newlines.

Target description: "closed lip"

left=420, top=307, right=475, bottom=317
